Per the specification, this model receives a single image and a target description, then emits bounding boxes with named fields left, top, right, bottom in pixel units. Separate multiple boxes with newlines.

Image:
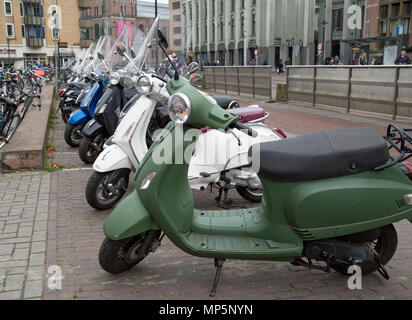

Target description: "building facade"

left=79, top=0, right=169, bottom=46
left=0, top=0, right=82, bottom=69
left=181, top=0, right=316, bottom=67
left=169, top=0, right=182, bottom=55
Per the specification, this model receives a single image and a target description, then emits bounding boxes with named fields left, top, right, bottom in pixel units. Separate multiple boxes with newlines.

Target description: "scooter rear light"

left=398, top=161, right=412, bottom=181
left=58, top=89, right=65, bottom=97
left=275, top=128, right=287, bottom=139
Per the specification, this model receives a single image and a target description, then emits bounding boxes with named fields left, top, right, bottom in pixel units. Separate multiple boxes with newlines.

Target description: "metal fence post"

left=312, top=67, right=317, bottom=108
left=237, top=67, right=240, bottom=96
left=393, top=66, right=400, bottom=120
left=252, top=67, right=255, bottom=98
left=347, top=67, right=352, bottom=113
left=269, top=67, right=273, bottom=101
left=224, top=67, right=227, bottom=94
left=286, top=66, right=289, bottom=103
left=213, top=67, right=216, bottom=92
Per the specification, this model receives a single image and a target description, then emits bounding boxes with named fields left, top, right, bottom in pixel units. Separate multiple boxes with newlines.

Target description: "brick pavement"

left=0, top=172, right=50, bottom=300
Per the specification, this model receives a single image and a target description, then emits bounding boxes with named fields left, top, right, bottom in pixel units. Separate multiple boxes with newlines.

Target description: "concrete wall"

left=287, top=66, right=412, bottom=119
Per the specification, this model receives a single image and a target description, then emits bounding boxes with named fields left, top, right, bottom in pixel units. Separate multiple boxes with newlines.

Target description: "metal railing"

left=203, top=66, right=273, bottom=101
left=286, top=65, right=412, bottom=120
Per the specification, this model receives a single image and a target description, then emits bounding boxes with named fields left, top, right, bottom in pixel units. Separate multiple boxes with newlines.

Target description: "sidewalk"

left=0, top=172, right=50, bottom=299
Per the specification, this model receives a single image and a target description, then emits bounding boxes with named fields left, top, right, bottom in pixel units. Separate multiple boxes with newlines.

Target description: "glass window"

left=391, top=3, right=400, bottom=18
left=4, top=1, right=12, bottom=15
left=6, top=23, right=15, bottom=38
left=380, top=5, right=389, bottom=19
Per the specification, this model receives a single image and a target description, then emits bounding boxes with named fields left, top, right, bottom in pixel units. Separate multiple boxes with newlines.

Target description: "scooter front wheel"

left=64, top=124, right=84, bottom=147
left=79, top=135, right=106, bottom=164
left=86, top=169, right=130, bottom=211
left=99, top=231, right=161, bottom=274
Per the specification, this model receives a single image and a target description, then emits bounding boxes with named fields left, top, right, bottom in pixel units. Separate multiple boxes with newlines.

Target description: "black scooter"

left=78, top=85, right=138, bottom=164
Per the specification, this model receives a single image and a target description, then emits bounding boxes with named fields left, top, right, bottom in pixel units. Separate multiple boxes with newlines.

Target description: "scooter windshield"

left=72, top=47, right=88, bottom=74
left=78, top=42, right=97, bottom=75
left=95, top=29, right=129, bottom=74
left=84, top=36, right=113, bottom=76
left=125, top=16, right=160, bottom=74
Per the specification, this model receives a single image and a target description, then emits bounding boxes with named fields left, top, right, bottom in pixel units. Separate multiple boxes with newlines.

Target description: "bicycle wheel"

left=5, top=114, right=20, bottom=140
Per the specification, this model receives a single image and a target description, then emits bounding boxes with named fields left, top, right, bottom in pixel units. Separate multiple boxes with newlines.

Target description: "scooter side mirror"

left=97, top=51, right=105, bottom=61
left=117, top=44, right=127, bottom=57
left=157, top=30, right=169, bottom=49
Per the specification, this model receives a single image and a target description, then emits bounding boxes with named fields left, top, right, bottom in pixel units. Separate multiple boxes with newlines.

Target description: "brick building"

left=169, top=0, right=182, bottom=56
left=0, top=0, right=81, bottom=69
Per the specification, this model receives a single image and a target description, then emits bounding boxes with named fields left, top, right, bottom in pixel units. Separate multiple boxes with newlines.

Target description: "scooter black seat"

left=70, top=82, right=87, bottom=90
left=255, top=127, right=389, bottom=182
left=212, top=96, right=239, bottom=109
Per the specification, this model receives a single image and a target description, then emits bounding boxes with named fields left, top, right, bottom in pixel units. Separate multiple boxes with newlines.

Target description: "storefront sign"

left=0, top=48, right=16, bottom=55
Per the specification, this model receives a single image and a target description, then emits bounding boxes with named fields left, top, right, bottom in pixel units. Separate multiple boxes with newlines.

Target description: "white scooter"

left=86, top=18, right=285, bottom=210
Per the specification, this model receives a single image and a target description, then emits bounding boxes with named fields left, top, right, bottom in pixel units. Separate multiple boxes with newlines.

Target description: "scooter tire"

left=235, top=186, right=262, bottom=203
left=331, top=224, right=398, bottom=276
left=99, top=231, right=161, bottom=275
left=86, top=170, right=130, bottom=211
left=79, top=136, right=102, bottom=164
left=61, top=109, right=71, bottom=124
left=64, top=124, right=83, bottom=148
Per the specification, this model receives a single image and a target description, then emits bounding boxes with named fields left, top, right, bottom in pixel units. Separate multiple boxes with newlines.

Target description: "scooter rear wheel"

left=99, top=231, right=161, bottom=274
left=236, top=186, right=262, bottom=203
left=331, top=224, right=398, bottom=276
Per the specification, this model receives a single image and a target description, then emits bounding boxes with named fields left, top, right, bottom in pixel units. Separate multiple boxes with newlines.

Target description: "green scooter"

left=99, top=30, right=412, bottom=297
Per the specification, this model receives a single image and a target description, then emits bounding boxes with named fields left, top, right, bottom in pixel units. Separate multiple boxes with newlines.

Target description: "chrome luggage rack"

left=375, top=124, right=412, bottom=171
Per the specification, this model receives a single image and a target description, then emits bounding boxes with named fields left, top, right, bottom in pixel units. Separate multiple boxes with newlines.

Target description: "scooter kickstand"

left=210, top=259, right=225, bottom=297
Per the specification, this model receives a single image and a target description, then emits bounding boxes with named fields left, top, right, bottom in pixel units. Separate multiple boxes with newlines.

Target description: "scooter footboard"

left=103, top=190, right=160, bottom=240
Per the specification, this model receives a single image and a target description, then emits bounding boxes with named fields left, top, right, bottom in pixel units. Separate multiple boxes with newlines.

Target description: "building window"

left=174, top=14, right=181, bottom=22
left=6, top=23, right=15, bottom=38
left=380, top=5, right=389, bottom=19
left=174, top=27, right=181, bottom=34
left=174, top=39, right=182, bottom=46
left=391, top=3, right=400, bottom=18
left=21, top=24, right=25, bottom=38
left=4, top=1, right=12, bottom=16
left=19, top=2, right=24, bottom=16
left=332, top=8, right=344, bottom=31
left=172, top=2, right=180, bottom=10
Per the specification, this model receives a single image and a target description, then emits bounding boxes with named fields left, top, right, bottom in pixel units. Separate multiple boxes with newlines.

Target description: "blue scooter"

left=64, top=71, right=107, bottom=147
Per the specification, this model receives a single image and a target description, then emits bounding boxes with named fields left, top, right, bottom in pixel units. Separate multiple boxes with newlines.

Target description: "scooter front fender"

left=93, top=144, right=133, bottom=173
left=103, top=190, right=159, bottom=240
left=68, top=109, right=90, bottom=126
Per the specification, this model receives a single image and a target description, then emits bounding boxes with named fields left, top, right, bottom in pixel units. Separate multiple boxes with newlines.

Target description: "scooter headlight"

left=136, top=76, right=153, bottom=94
left=109, top=72, right=120, bottom=86
left=167, top=93, right=192, bottom=124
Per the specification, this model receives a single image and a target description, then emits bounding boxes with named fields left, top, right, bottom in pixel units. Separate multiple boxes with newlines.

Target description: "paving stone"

left=12, top=248, right=29, bottom=261
left=4, top=274, right=25, bottom=291
left=29, top=253, right=45, bottom=267
left=24, top=280, right=43, bottom=299
left=0, top=290, right=22, bottom=300
left=31, top=241, right=46, bottom=254
left=26, top=266, right=45, bottom=281
left=0, top=244, right=14, bottom=256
